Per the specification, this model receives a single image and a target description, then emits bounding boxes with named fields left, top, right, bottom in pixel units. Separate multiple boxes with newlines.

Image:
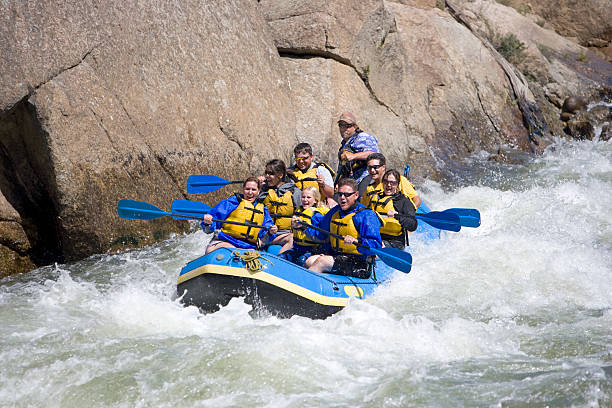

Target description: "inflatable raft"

left=177, top=203, right=440, bottom=319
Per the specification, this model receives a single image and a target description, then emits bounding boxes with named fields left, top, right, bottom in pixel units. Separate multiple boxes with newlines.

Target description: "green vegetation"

left=536, top=19, right=545, bottom=27
left=436, top=0, right=446, bottom=10
left=493, top=33, right=527, bottom=64
left=577, top=50, right=587, bottom=62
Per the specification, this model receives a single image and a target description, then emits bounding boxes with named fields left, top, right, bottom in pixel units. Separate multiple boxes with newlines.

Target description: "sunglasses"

left=264, top=171, right=276, bottom=176
left=295, top=156, right=311, bottom=162
left=367, top=164, right=383, bottom=170
left=338, top=122, right=354, bottom=129
left=382, top=179, right=398, bottom=186
left=337, top=191, right=357, bottom=198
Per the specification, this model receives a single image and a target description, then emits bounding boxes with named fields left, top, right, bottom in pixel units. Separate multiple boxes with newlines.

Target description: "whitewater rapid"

left=1, top=139, right=611, bottom=407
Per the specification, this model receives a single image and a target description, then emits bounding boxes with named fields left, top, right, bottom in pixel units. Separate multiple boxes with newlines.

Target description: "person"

left=368, top=169, right=417, bottom=249
left=279, top=186, right=329, bottom=266
left=288, top=142, right=337, bottom=208
left=259, top=159, right=302, bottom=253
left=201, top=177, right=278, bottom=254
left=305, top=178, right=382, bottom=278
left=359, top=153, right=422, bottom=210
left=336, top=112, right=380, bottom=184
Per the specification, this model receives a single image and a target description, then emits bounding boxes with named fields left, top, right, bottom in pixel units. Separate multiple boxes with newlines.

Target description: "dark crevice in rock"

left=278, top=49, right=399, bottom=117
left=278, top=48, right=352, bottom=65
left=24, top=48, right=96, bottom=102
left=154, top=154, right=188, bottom=200
left=115, top=95, right=186, bottom=199
left=0, top=99, right=64, bottom=266
left=473, top=80, right=501, bottom=133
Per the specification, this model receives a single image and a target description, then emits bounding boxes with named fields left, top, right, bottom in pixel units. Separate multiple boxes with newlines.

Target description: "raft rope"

left=231, top=250, right=273, bottom=273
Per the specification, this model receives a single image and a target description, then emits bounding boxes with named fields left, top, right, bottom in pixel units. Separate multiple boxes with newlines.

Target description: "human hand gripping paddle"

left=295, top=220, right=413, bottom=274
left=117, top=199, right=272, bottom=232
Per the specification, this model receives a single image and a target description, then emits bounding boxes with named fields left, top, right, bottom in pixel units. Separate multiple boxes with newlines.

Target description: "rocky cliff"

left=1, top=0, right=611, bottom=276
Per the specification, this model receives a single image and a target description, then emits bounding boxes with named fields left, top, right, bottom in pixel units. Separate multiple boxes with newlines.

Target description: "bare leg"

left=308, top=255, right=334, bottom=273
left=272, top=233, right=293, bottom=254
left=205, top=240, right=236, bottom=254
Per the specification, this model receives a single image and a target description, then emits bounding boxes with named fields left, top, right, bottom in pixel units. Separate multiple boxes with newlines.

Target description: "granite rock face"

left=1, top=0, right=296, bottom=273
left=1, top=0, right=611, bottom=276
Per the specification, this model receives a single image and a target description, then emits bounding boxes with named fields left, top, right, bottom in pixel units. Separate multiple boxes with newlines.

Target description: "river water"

left=1, top=139, right=611, bottom=407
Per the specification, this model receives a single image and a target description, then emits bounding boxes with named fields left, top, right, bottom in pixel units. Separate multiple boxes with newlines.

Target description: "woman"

left=280, top=186, right=328, bottom=265
left=367, top=169, right=417, bottom=249
left=201, top=177, right=278, bottom=254
left=260, top=159, right=302, bottom=253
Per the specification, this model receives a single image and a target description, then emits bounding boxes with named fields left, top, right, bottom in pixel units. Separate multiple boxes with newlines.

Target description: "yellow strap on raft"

left=231, top=250, right=273, bottom=273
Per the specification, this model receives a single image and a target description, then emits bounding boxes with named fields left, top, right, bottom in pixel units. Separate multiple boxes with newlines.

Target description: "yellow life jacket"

left=292, top=166, right=319, bottom=191
left=220, top=198, right=266, bottom=244
left=368, top=194, right=403, bottom=237
left=329, top=208, right=365, bottom=255
left=292, top=162, right=336, bottom=195
left=361, top=175, right=418, bottom=209
left=292, top=206, right=327, bottom=247
left=263, top=188, right=294, bottom=230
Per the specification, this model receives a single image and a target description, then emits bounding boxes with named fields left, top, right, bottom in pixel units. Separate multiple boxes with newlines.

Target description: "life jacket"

left=292, top=162, right=336, bottom=193
left=220, top=195, right=266, bottom=244
left=262, top=187, right=295, bottom=230
left=368, top=193, right=403, bottom=237
left=292, top=206, right=328, bottom=247
left=329, top=208, right=366, bottom=255
left=362, top=175, right=418, bottom=209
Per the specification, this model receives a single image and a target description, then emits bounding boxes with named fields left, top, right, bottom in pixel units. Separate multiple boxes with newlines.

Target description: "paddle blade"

left=446, top=208, right=481, bottom=228
left=187, top=175, right=233, bottom=194
left=372, top=247, right=412, bottom=273
left=117, top=199, right=168, bottom=220
left=170, top=199, right=212, bottom=220
left=416, top=211, right=461, bottom=232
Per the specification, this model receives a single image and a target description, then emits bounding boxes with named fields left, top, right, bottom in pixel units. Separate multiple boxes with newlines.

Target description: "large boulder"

left=261, top=0, right=532, bottom=179
left=0, top=0, right=296, bottom=270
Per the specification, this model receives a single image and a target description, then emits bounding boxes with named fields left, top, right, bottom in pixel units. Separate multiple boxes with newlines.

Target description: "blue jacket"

left=201, top=195, right=276, bottom=249
left=316, top=202, right=382, bottom=258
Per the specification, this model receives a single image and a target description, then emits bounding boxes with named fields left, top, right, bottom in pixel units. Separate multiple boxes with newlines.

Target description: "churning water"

left=1, top=139, right=611, bottom=407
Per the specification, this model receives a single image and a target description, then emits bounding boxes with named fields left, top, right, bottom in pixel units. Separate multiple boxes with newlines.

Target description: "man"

left=336, top=112, right=379, bottom=184
left=305, top=178, right=382, bottom=278
left=288, top=142, right=336, bottom=207
left=359, top=153, right=422, bottom=210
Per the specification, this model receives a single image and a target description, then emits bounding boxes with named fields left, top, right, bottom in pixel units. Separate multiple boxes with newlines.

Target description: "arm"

left=354, top=210, right=382, bottom=256
left=200, top=196, right=238, bottom=233
left=393, top=196, right=418, bottom=232
left=316, top=167, right=335, bottom=199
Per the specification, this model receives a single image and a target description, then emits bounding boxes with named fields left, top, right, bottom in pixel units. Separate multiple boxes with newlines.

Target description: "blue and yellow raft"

left=177, top=203, right=440, bottom=319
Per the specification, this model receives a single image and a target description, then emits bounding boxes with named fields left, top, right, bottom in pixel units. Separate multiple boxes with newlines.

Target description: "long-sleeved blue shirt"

left=315, top=202, right=382, bottom=258
left=201, top=194, right=275, bottom=249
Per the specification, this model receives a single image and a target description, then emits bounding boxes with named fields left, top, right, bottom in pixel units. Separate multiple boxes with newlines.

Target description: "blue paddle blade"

left=446, top=208, right=481, bottom=228
left=187, top=175, right=233, bottom=194
left=170, top=199, right=212, bottom=220
left=117, top=199, right=168, bottom=220
left=416, top=211, right=461, bottom=232
left=373, top=247, right=412, bottom=273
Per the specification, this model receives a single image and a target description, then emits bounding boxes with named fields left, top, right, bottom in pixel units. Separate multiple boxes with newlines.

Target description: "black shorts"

left=330, top=254, right=371, bottom=279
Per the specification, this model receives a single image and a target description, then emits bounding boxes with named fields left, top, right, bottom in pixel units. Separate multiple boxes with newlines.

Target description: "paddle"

left=445, top=208, right=481, bottom=228
left=187, top=175, right=244, bottom=194
left=414, top=210, right=462, bottom=232
left=171, top=199, right=213, bottom=220
left=297, top=221, right=412, bottom=273
left=117, top=199, right=270, bottom=230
